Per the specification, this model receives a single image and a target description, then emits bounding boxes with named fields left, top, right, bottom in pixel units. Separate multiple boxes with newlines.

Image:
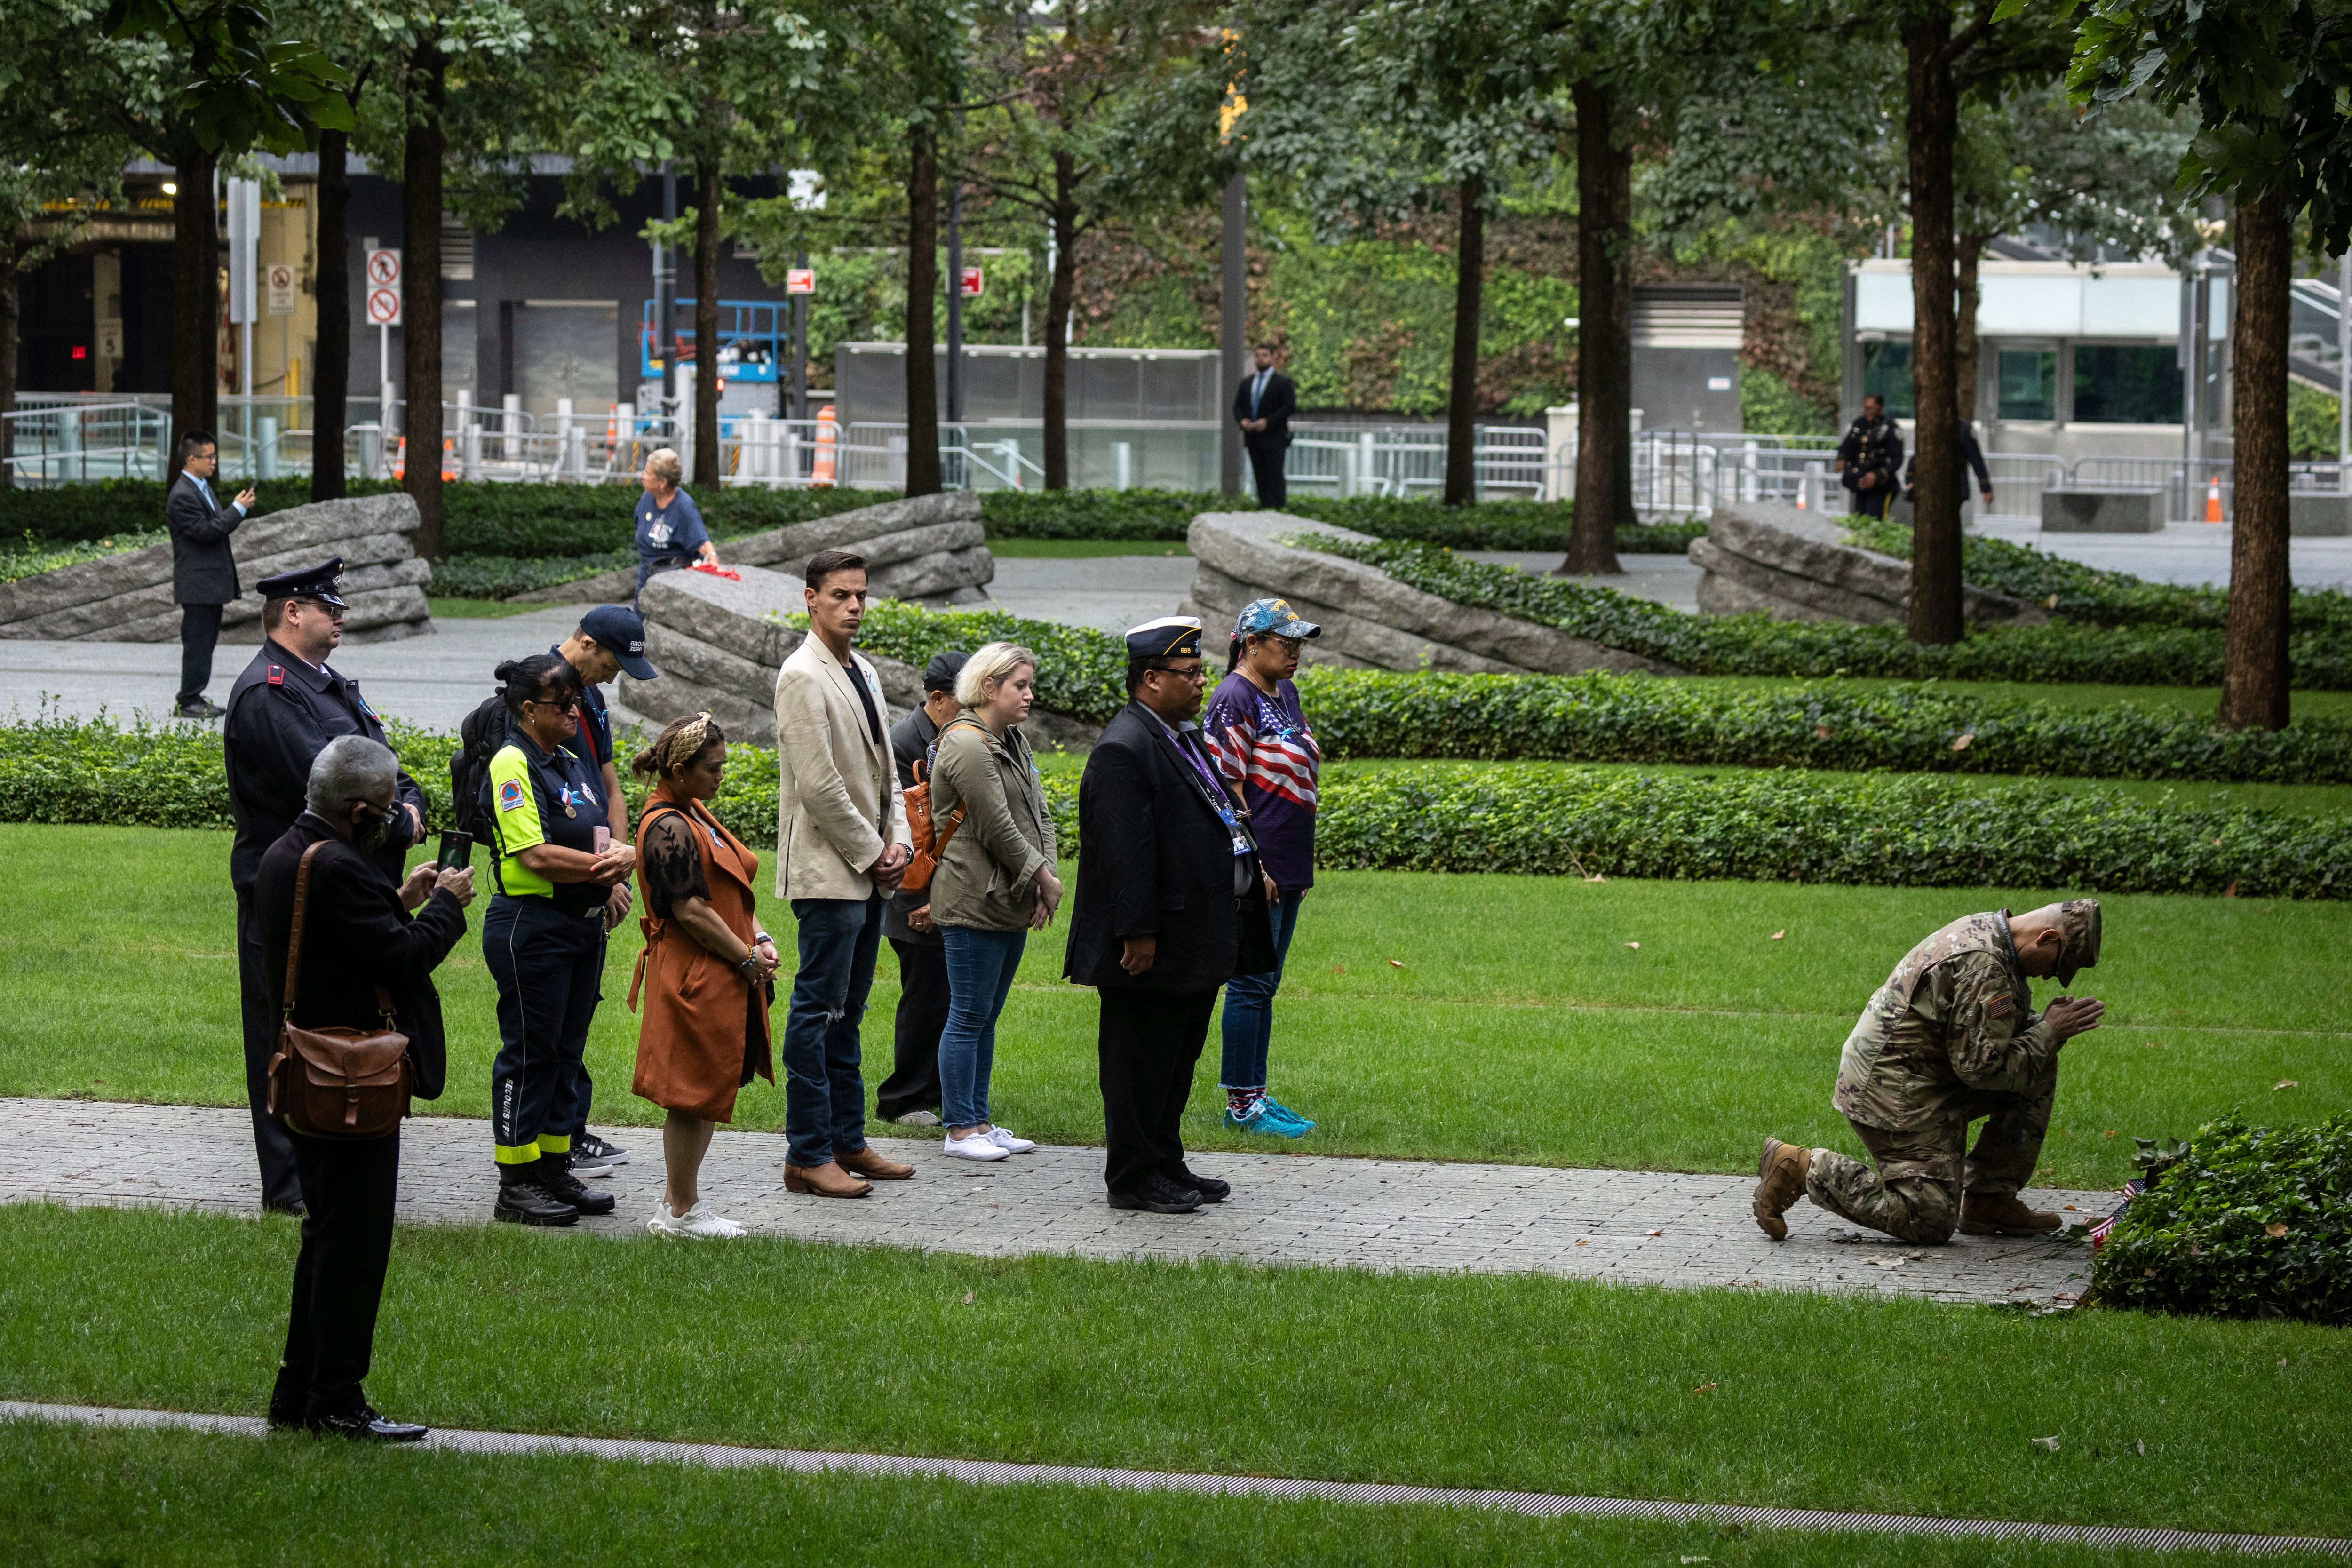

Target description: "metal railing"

left=1, top=402, right=172, bottom=483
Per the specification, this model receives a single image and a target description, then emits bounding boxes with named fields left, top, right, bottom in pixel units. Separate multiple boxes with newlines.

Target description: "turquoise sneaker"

left=1223, top=1099, right=1296, bottom=1136
left=1261, top=1097, right=1316, bottom=1136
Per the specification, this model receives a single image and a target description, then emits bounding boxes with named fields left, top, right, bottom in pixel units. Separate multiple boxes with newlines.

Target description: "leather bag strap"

left=283, top=840, right=327, bottom=1018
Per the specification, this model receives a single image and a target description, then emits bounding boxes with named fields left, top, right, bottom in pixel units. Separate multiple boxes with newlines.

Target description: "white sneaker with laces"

left=985, top=1126, right=1036, bottom=1154
left=944, top=1130, right=1010, bottom=1162
left=648, top=1202, right=746, bottom=1238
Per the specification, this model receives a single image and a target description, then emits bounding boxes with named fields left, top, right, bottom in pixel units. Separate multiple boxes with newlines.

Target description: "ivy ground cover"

left=3, top=824, right=2341, bottom=1188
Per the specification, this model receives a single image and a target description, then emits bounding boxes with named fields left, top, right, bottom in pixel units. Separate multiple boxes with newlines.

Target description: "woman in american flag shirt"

left=1203, top=599, right=1324, bottom=1138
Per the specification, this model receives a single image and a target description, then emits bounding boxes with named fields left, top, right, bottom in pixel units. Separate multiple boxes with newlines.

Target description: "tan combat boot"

left=1958, top=1194, right=2061, bottom=1235
left=1752, top=1137, right=1810, bottom=1241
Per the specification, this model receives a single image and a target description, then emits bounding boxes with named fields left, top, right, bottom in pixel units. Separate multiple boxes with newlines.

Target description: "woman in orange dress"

left=626, top=713, right=776, bottom=1237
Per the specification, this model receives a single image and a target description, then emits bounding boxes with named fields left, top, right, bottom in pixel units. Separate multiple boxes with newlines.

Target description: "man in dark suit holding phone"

left=165, top=429, right=256, bottom=719
left=1232, top=344, right=1296, bottom=509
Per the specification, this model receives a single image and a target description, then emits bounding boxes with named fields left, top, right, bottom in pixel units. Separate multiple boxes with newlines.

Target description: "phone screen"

left=592, top=826, right=612, bottom=853
left=437, top=830, right=473, bottom=872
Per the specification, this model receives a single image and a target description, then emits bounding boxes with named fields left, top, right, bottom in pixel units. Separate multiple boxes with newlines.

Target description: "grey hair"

left=955, top=641, right=1036, bottom=709
left=306, top=735, right=399, bottom=815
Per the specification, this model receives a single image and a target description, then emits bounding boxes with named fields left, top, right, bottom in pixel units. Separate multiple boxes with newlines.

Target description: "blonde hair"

left=645, top=447, right=684, bottom=486
left=955, top=641, right=1037, bottom=709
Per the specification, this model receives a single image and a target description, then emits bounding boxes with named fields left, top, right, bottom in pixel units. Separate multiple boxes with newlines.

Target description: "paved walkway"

left=0, top=1098, right=2106, bottom=1306
left=9, top=1401, right=2337, bottom=1556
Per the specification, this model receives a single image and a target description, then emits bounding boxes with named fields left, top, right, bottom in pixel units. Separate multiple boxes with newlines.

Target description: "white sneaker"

left=943, top=1130, right=1009, bottom=1162
left=648, top=1202, right=746, bottom=1238
left=985, top=1126, right=1036, bottom=1154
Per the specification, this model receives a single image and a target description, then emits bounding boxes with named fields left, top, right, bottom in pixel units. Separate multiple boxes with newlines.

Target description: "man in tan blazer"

left=772, top=548, right=916, bottom=1197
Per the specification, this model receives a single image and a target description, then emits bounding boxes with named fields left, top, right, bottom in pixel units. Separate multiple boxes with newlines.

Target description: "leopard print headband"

left=659, top=711, right=713, bottom=775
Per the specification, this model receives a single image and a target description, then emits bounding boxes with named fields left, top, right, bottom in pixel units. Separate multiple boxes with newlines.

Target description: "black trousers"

left=484, top=896, right=604, bottom=1164
left=1848, top=481, right=1892, bottom=520
left=877, top=936, right=948, bottom=1119
left=177, top=602, right=224, bottom=708
left=1097, top=985, right=1218, bottom=1195
left=272, top=1126, right=401, bottom=1423
left=1247, top=443, right=1287, bottom=509
left=233, top=885, right=304, bottom=1210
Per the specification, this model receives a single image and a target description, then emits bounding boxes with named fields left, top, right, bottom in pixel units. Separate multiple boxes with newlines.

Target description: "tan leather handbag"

left=267, top=840, right=411, bottom=1140
left=898, top=754, right=967, bottom=895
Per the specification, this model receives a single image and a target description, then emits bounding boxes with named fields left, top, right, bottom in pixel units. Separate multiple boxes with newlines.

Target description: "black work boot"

left=494, top=1164, right=580, bottom=1227
left=537, top=1154, right=617, bottom=1217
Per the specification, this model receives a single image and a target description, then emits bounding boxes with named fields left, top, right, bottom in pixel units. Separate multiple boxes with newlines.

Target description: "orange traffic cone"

left=813, top=405, right=838, bottom=487
left=2204, top=474, right=2225, bottom=523
left=393, top=436, right=405, bottom=480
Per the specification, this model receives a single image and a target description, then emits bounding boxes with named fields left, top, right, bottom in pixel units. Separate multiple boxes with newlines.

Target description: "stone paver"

left=0, top=1097, right=2106, bottom=1306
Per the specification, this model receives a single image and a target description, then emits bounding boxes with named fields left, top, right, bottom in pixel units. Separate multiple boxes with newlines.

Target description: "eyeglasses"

left=527, top=692, right=581, bottom=712
left=1148, top=663, right=1209, bottom=684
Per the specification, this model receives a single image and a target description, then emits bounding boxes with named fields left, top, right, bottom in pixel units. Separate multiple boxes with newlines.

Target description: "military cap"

left=255, top=557, right=347, bottom=609
left=1233, top=597, right=1321, bottom=642
left=1125, top=615, right=1204, bottom=661
left=2055, top=898, right=2101, bottom=987
left=922, top=649, right=971, bottom=693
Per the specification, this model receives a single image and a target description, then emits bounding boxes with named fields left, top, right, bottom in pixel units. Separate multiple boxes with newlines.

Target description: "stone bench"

left=2041, top=488, right=2163, bottom=533
left=514, top=491, right=996, bottom=606
left=0, top=493, right=432, bottom=643
left=1183, top=510, right=1684, bottom=676
left=1689, top=501, right=2046, bottom=626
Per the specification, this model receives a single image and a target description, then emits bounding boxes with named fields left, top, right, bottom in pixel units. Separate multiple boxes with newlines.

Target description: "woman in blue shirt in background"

left=634, top=447, right=721, bottom=603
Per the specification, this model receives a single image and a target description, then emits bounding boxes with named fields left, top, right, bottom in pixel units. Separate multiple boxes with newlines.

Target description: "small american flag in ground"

left=2087, top=1179, right=2145, bottom=1248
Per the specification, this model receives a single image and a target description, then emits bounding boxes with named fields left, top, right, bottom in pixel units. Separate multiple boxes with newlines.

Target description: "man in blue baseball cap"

left=548, top=604, right=660, bottom=1175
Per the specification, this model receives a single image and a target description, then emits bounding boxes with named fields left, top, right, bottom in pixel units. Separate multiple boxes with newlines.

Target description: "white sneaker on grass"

left=647, top=1203, right=746, bottom=1238
left=944, top=1130, right=1010, bottom=1162
left=985, top=1126, right=1036, bottom=1154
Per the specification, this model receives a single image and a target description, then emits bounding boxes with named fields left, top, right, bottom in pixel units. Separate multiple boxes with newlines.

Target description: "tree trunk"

left=1954, top=234, right=1986, bottom=423
left=402, top=47, right=446, bottom=559
left=168, top=139, right=219, bottom=483
left=0, top=262, right=18, bottom=475
left=904, top=123, right=942, bottom=497
left=311, top=127, right=350, bottom=501
left=1043, top=157, right=1078, bottom=491
left=1560, top=80, right=1627, bottom=576
left=2220, top=191, right=2293, bottom=731
left=1444, top=174, right=1486, bottom=508
left=693, top=158, right=722, bottom=490
left=1903, top=19, right=1962, bottom=645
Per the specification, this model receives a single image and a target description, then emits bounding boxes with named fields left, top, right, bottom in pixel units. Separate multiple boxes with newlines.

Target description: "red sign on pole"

left=959, top=265, right=984, bottom=298
left=786, top=268, right=815, bottom=295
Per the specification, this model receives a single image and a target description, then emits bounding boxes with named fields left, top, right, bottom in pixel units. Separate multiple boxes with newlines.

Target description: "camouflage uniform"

left=1805, top=908, right=2082, bottom=1245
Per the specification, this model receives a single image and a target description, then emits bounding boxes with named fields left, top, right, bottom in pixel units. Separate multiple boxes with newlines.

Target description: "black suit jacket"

left=165, top=473, right=244, bottom=605
left=1233, top=370, right=1296, bottom=451
left=1064, top=701, right=1274, bottom=994
left=255, top=814, right=468, bottom=1100
left=225, top=637, right=427, bottom=893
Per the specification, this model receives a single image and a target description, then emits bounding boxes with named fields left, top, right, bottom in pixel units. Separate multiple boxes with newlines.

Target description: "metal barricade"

left=1, top=401, right=171, bottom=484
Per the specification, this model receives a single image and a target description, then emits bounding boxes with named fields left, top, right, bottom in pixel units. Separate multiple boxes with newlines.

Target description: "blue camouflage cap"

left=1233, top=597, right=1320, bottom=642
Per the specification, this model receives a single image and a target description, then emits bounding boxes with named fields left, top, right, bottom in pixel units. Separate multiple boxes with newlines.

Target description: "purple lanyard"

left=1161, top=722, right=1226, bottom=801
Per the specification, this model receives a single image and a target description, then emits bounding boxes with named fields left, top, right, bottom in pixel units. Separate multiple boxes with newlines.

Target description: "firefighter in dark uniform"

left=1836, top=393, right=1905, bottom=521
left=224, top=559, right=427, bottom=1213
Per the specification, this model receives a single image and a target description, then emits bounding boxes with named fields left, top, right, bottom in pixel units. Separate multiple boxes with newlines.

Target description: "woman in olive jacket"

left=928, top=641, right=1063, bottom=1162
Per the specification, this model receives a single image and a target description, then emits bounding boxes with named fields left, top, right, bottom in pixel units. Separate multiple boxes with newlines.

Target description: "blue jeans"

left=780, top=895, right=883, bottom=1167
left=1220, top=889, right=1304, bottom=1091
left=938, top=925, right=1026, bottom=1129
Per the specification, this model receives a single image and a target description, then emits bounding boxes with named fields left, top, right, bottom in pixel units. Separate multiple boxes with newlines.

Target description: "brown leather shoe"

left=838, top=1146, right=914, bottom=1181
left=784, top=1161, right=872, bottom=1198
left=1752, top=1137, right=1810, bottom=1241
left=1958, top=1193, right=2061, bottom=1235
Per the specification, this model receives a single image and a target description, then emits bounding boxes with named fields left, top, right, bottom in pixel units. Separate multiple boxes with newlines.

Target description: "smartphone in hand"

left=592, top=825, right=612, bottom=853
left=437, top=830, right=473, bottom=872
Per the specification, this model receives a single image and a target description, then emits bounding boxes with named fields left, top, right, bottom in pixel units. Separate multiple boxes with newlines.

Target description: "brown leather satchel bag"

left=898, top=753, right=967, bottom=895
left=267, top=840, right=411, bottom=1140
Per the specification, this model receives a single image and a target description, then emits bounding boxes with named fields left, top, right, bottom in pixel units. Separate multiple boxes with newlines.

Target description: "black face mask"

left=350, top=803, right=394, bottom=853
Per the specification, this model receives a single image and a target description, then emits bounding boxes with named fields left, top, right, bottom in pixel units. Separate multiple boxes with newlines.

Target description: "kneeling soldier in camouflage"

left=1753, top=901, right=2105, bottom=1244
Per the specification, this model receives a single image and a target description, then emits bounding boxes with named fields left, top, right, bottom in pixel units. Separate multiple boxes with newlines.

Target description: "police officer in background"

left=1836, top=393, right=1904, bottom=520
left=224, top=559, right=427, bottom=1213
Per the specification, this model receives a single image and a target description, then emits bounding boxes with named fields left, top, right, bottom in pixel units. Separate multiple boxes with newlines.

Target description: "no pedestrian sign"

left=786, top=268, right=815, bottom=295
left=365, top=247, right=403, bottom=326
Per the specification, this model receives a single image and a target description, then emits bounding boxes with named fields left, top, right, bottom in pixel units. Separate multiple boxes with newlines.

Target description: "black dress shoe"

left=493, top=1178, right=580, bottom=1226
left=266, top=1402, right=307, bottom=1431
left=263, top=1198, right=308, bottom=1218
left=1108, top=1173, right=1202, bottom=1214
left=537, top=1159, right=617, bottom=1216
left=175, top=699, right=226, bottom=720
left=315, top=1404, right=428, bottom=1443
left=1176, top=1169, right=1229, bottom=1203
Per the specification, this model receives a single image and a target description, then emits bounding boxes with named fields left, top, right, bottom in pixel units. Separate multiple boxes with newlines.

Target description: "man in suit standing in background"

left=1064, top=616, right=1275, bottom=1214
left=1232, top=343, right=1296, bottom=509
left=166, top=429, right=257, bottom=719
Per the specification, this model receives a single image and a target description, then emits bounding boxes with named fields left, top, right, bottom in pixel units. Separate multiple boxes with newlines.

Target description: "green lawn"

left=1677, top=674, right=2352, bottom=724
left=4, top=1205, right=2348, bottom=1540
left=985, top=537, right=1193, bottom=558
left=8, top=1421, right=2342, bottom=1568
left=2, top=825, right=2344, bottom=1188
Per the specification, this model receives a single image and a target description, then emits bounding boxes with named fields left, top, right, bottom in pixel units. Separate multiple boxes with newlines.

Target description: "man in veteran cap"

left=1752, top=900, right=2105, bottom=1245
left=224, top=558, right=429, bottom=1211
left=1064, top=617, right=1276, bottom=1214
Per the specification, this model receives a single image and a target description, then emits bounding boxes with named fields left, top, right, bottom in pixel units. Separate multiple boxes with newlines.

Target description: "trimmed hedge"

left=3, top=714, right=2342, bottom=897
left=1293, top=533, right=2352, bottom=690
left=1844, top=518, right=2352, bottom=637
left=819, top=601, right=1133, bottom=725
left=1296, top=670, right=2352, bottom=784
left=429, top=550, right=633, bottom=600
left=2088, top=1114, right=2351, bottom=1323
